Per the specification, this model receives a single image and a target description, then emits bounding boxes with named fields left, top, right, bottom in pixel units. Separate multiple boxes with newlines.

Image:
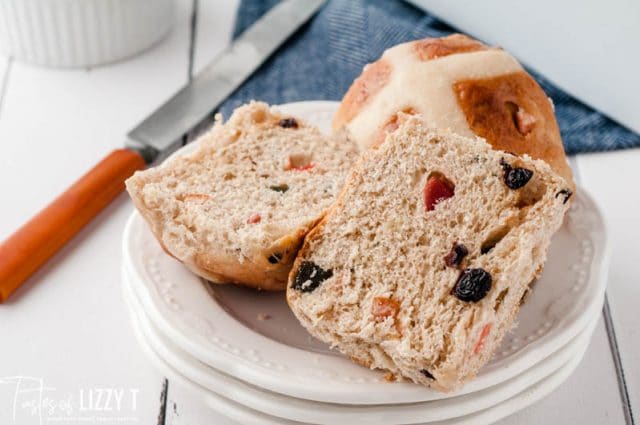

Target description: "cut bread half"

left=287, top=117, right=572, bottom=391
left=126, top=102, right=358, bottom=290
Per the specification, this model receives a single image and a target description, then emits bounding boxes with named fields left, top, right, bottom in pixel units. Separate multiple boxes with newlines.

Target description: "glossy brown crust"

left=413, top=33, right=488, bottom=61
left=453, top=72, right=574, bottom=188
left=332, top=59, right=392, bottom=129
left=333, top=35, right=486, bottom=132
left=190, top=222, right=311, bottom=291
left=193, top=252, right=290, bottom=291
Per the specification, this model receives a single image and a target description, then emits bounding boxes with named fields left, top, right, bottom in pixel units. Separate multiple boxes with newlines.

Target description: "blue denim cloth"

left=220, top=0, right=640, bottom=154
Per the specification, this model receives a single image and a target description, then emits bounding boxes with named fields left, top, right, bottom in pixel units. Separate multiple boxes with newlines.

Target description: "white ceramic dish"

left=0, top=0, right=174, bottom=68
left=206, top=351, right=588, bottom=425
left=122, top=101, right=609, bottom=405
left=122, top=269, right=599, bottom=425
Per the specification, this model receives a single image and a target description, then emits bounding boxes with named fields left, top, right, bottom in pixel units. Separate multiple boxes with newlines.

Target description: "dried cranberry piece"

left=278, top=118, right=299, bottom=128
left=444, top=243, right=468, bottom=268
left=555, top=189, right=573, bottom=204
left=500, top=158, right=533, bottom=189
left=452, top=268, right=492, bottom=302
left=423, top=173, right=455, bottom=211
left=291, top=261, right=333, bottom=292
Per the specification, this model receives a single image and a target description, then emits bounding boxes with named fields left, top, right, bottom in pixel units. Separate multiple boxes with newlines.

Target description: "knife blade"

left=0, top=0, right=326, bottom=302
left=128, top=0, right=326, bottom=162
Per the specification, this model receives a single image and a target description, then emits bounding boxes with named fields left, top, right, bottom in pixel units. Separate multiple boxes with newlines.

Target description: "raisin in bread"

left=126, top=102, right=358, bottom=291
left=333, top=33, right=574, bottom=189
left=287, top=116, right=572, bottom=391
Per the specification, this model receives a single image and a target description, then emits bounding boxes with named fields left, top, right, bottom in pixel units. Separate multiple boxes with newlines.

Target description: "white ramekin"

left=0, top=0, right=175, bottom=68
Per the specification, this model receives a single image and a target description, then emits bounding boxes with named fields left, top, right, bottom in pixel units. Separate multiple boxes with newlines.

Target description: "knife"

left=0, top=0, right=326, bottom=302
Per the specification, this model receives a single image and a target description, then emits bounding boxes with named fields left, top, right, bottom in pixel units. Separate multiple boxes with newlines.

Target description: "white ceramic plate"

left=122, top=269, right=599, bottom=425
left=194, top=350, right=588, bottom=425
left=122, top=101, right=609, bottom=404
left=208, top=352, right=588, bottom=425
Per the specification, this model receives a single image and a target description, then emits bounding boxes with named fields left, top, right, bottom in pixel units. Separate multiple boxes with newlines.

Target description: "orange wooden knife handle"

left=0, top=148, right=146, bottom=302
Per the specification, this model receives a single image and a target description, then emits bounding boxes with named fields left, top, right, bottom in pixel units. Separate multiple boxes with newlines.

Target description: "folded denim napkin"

left=219, top=0, right=639, bottom=154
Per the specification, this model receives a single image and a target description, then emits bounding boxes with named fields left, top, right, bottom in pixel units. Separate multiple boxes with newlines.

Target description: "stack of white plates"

left=121, top=102, right=609, bottom=425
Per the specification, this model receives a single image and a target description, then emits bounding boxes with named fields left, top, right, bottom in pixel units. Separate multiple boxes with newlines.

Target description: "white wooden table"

left=0, top=1, right=637, bottom=424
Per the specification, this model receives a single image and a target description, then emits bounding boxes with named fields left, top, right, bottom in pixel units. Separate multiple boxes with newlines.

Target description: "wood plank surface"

left=0, top=1, right=196, bottom=423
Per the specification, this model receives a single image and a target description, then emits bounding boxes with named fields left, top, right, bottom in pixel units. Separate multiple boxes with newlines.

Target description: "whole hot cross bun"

left=333, top=34, right=574, bottom=188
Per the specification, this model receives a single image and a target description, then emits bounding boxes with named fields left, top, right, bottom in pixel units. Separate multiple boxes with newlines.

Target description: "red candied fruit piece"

left=473, top=323, right=492, bottom=354
left=246, top=213, right=261, bottom=224
left=372, top=297, right=400, bottom=322
left=423, top=173, right=455, bottom=211
left=291, top=163, right=315, bottom=171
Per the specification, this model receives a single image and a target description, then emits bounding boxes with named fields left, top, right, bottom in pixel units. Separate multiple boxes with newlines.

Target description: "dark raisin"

left=420, top=369, right=435, bottom=380
left=267, top=253, right=282, bottom=264
left=452, top=268, right=492, bottom=302
left=555, top=189, right=573, bottom=204
left=505, top=167, right=533, bottom=189
left=500, top=159, right=533, bottom=189
left=269, top=184, right=289, bottom=193
left=278, top=118, right=298, bottom=129
left=444, top=243, right=468, bottom=268
left=291, top=261, right=333, bottom=292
